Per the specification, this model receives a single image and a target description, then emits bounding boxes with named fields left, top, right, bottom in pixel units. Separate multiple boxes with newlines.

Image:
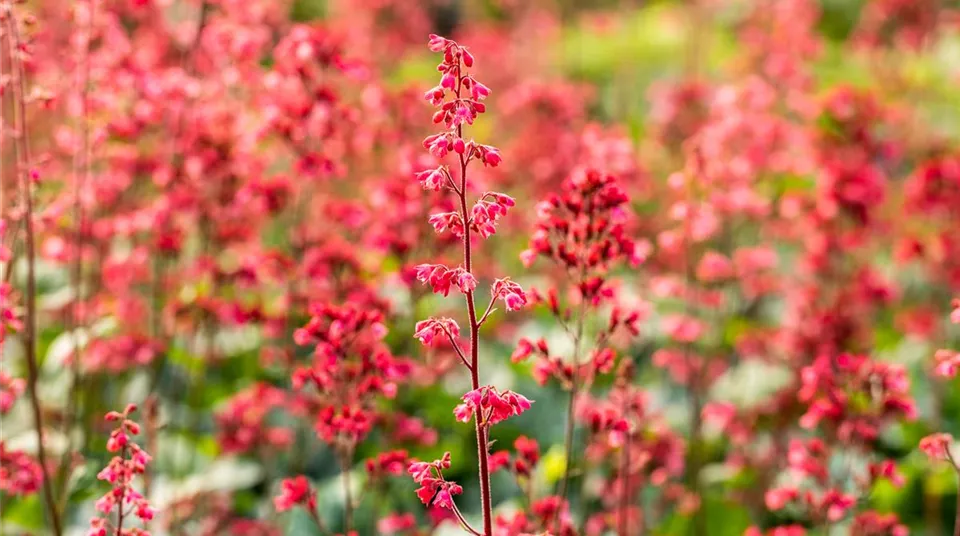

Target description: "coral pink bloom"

left=274, top=476, right=317, bottom=512
left=920, top=433, right=954, bottom=462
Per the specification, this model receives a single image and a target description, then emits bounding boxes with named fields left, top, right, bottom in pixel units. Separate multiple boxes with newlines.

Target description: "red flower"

left=274, top=476, right=317, bottom=513
left=920, top=433, right=954, bottom=462
left=413, top=317, right=460, bottom=346
left=454, top=385, right=533, bottom=425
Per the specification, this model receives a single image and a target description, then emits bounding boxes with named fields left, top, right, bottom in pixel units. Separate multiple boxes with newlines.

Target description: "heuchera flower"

left=453, top=386, right=533, bottom=426
left=414, top=264, right=478, bottom=296
left=934, top=349, right=960, bottom=378
left=470, top=193, right=516, bottom=238
left=933, top=298, right=960, bottom=378
left=920, top=433, right=954, bottom=462
left=89, top=405, right=155, bottom=536
left=215, top=383, right=292, bottom=454
left=491, top=278, right=527, bottom=311
left=797, top=353, right=915, bottom=441
left=410, top=34, right=529, bottom=534
left=273, top=476, right=317, bottom=513
left=0, top=372, right=25, bottom=414
left=0, top=442, right=43, bottom=497
left=292, top=304, right=411, bottom=445
left=407, top=452, right=463, bottom=510
left=413, top=317, right=460, bottom=346
left=521, top=168, right=641, bottom=280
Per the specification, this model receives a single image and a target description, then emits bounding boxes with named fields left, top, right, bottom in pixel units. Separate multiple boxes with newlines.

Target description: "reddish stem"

left=455, top=80, right=493, bottom=532
left=4, top=7, right=64, bottom=534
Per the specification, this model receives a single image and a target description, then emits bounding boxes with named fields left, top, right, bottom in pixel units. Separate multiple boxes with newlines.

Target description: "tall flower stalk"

left=410, top=34, right=530, bottom=536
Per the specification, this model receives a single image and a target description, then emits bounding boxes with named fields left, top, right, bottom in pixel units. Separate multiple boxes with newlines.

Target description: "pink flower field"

left=3, top=0, right=960, bottom=535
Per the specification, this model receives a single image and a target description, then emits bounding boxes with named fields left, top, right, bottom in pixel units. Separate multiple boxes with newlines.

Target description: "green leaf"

left=0, top=494, right=44, bottom=530
left=283, top=507, right=323, bottom=536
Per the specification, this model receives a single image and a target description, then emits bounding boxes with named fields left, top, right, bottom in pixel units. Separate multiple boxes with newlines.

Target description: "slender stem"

left=340, top=450, right=354, bottom=532
left=453, top=60, right=493, bottom=534
left=556, top=300, right=586, bottom=516
left=450, top=501, right=483, bottom=536
left=442, top=325, right=471, bottom=370
left=5, top=8, right=63, bottom=534
left=947, top=450, right=960, bottom=536
left=307, top=506, right=330, bottom=535
left=116, top=445, right=129, bottom=535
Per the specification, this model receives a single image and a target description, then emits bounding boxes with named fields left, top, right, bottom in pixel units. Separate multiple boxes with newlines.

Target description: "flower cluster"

left=453, top=386, right=533, bottom=426
left=273, top=476, right=317, bottom=513
left=292, top=304, right=409, bottom=443
left=10, top=0, right=960, bottom=534
left=522, top=168, right=641, bottom=282
left=408, top=452, right=463, bottom=510
left=89, top=405, right=154, bottom=536
left=215, top=383, right=292, bottom=454
left=0, top=443, right=43, bottom=497
left=797, top=353, right=916, bottom=440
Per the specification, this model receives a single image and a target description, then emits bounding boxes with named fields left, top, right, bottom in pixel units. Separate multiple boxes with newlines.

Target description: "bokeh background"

left=3, top=0, right=960, bottom=535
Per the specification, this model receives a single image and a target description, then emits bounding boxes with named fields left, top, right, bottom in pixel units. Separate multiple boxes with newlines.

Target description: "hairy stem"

left=457, top=115, right=492, bottom=534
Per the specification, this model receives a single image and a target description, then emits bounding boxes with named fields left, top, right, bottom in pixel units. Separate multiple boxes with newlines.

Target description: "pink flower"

left=90, top=406, right=154, bottom=531
left=920, top=433, right=954, bottom=461
left=424, top=86, right=444, bottom=106
left=869, top=460, right=905, bottom=487
left=934, top=349, right=960, bottom=378
left=475, top=144, right=502, bottom=167
left=696, top=250, right=734, bottom=282
left=821, top=490, right=857, bottom=522
left=470, top=192, right=515, bottom=238
left=274, top=476, right=316, bottom=513
left=414, top=264, right=476, bottom=296
left=423, top=133, right=454, bottom=158
left=0, top=373, right=25, bottom=415
left=764, top=487, right=798, bottom=510
left=492, top=278, right=527, bottom=311
left=378, top=513, right=416, bottom=534
left=592, top=348, right=616, bottom=374
left=454, top=386, right=533, bottom=425
left=413, top=317, right=460, bottom=346
left=416, top=167, right=448, bottom=191
left=455, top=270, right=478, bottom=293
left=408, top=453, right=461, bottom=511
left=428, top=212, right=464, bottom=237
left=662, top=314, right=705, bottom=343
left=489, top=450, right=511, bottom=472
left=428, top=34, right=450, bottom=52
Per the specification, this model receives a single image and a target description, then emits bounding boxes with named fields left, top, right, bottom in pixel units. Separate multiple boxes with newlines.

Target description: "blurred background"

left=3, top=0, right=960, bottom=535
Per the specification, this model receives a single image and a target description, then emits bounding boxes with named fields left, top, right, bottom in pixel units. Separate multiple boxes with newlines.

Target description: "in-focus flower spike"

left=408, top=34, right=523, bottom=535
